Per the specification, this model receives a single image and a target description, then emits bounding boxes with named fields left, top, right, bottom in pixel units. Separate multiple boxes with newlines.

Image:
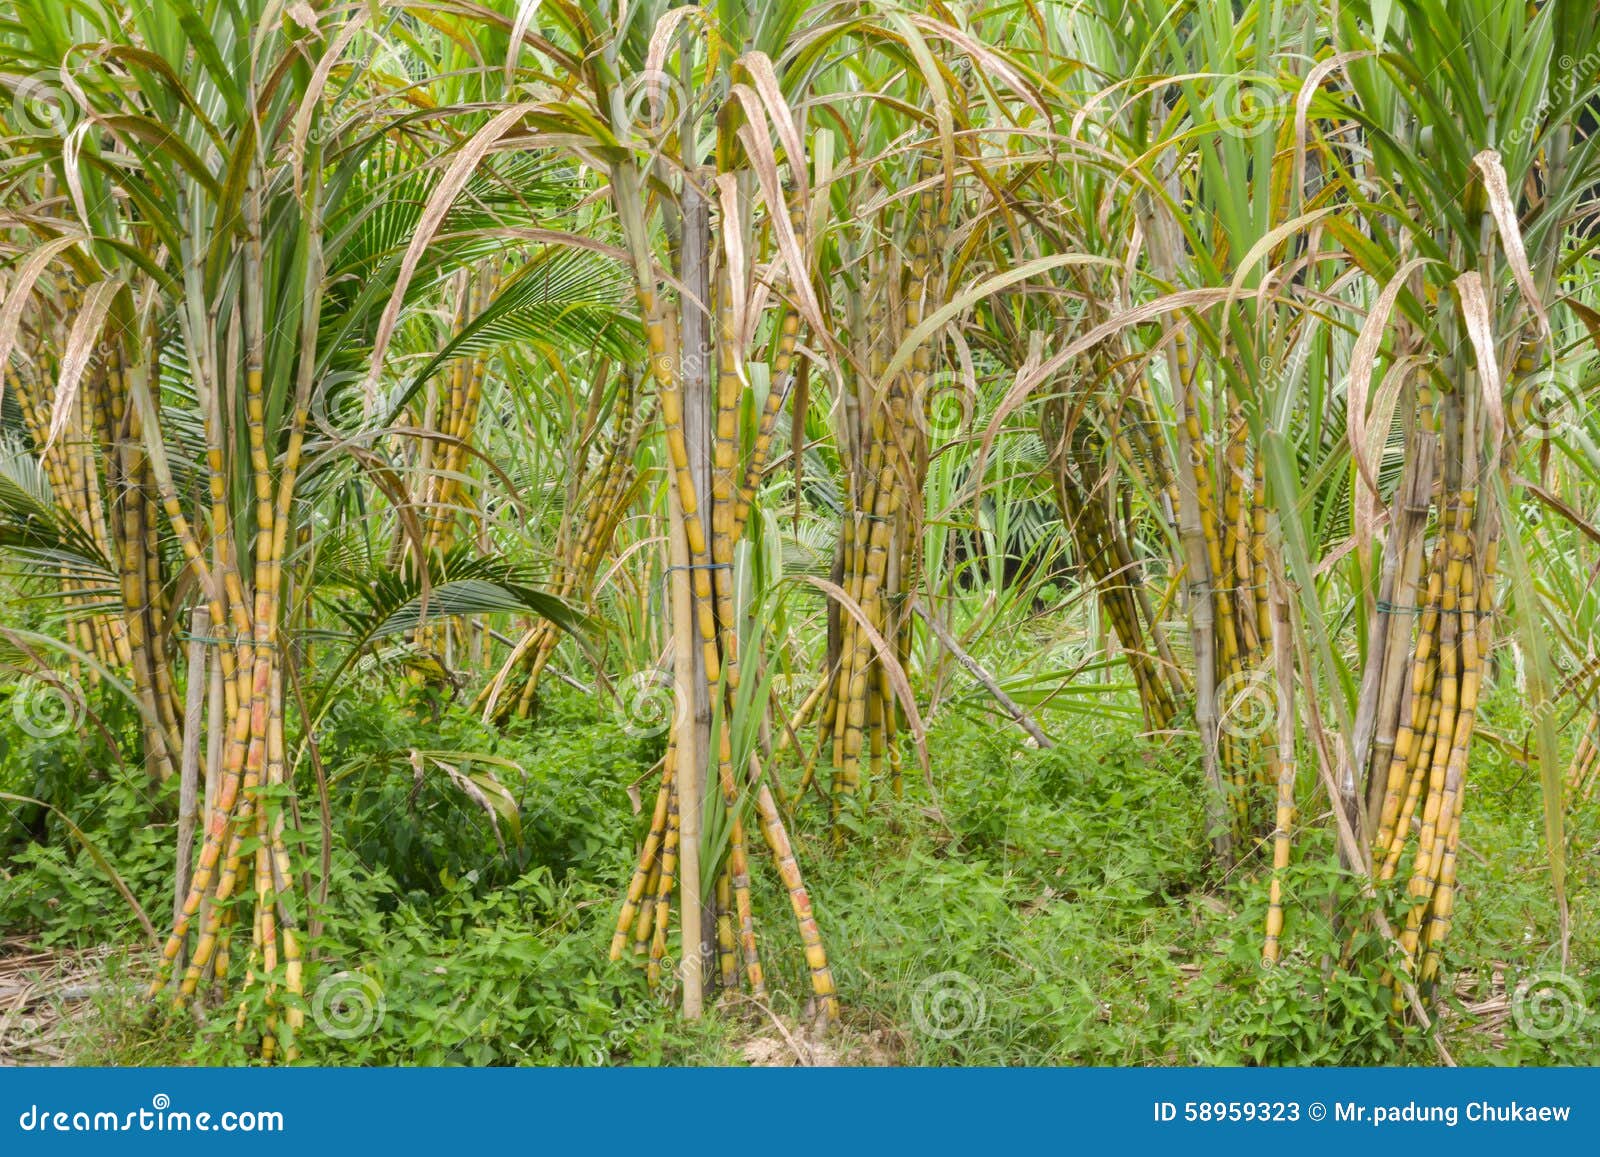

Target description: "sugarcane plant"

left=1325, top=0, right=1600, bottom=1001
left=0, top=0, right=562, bottom=1057
left=487, top=0, right=847, bottom=1020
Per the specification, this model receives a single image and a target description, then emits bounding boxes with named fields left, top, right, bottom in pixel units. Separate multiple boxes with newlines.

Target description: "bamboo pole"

left=666, top=481, right=704, bottom=1018
left=175, top=606, right=209, bottom=932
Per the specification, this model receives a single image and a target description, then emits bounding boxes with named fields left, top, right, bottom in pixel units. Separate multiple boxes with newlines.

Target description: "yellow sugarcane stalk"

left=612, top=751, right=675, bottom=960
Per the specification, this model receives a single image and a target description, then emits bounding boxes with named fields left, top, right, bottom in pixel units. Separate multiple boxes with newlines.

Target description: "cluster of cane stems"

left=143, top=184, right=313, bottom=1062
left=607, top=160, right=835, bottom=1019
left=1170, top=330, right=1281, bottom=850
left=1042, top=351, right=1185, bottom=735
left=6, top=299, right=188, bottom=780
left=484, top=374, right=648, bottom=722
left=1361, top=375, right=1501, bottom=1002
left=412, top=270, right=499, bottom=662
left=814, top=172, right=949, bottom=826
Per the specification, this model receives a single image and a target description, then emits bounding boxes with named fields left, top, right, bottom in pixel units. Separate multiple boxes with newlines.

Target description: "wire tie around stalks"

left=1373, top=602, right=1492, bottom=617
left=175, top=633, right=279, bottom=649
